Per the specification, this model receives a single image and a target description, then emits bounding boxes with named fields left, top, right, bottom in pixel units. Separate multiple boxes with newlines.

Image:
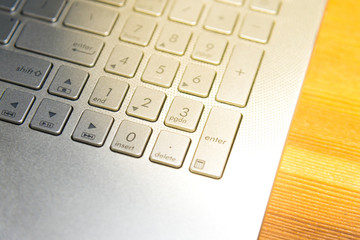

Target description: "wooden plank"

left=260, top=0, right=360, bottom=238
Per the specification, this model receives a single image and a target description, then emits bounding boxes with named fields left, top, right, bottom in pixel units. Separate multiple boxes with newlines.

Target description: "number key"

left=165, top=96, right=204, bottom=132
left=105, top=44, right=143, bottom=78
left=142, top=54, right=180, bottom=88
left=111, top=120, right=152, bottom=157
left=89, top=76, right=129, bottom=111
left=178, top=64, right=216, bottom=98
left=156, top=23, right=192, bottom=55
left=120, top=15, right=157, bottom=46
left=192, top=33, right=228, bottom=65
left=126, top=86, right=166, bottom=122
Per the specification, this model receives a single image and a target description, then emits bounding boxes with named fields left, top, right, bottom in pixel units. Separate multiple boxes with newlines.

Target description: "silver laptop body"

left=0, top=0, right=327, bottom=239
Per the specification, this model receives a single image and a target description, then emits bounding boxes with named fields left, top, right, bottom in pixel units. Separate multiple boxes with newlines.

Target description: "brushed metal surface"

left=0, top=0, right=327, bottom=239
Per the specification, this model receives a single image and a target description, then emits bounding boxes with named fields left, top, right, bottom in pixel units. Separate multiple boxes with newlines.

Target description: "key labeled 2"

left=126, top=86, right=166, bottom=122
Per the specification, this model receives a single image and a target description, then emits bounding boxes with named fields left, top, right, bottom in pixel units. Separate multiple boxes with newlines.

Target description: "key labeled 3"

left=165, top=96, right=204, bottom=133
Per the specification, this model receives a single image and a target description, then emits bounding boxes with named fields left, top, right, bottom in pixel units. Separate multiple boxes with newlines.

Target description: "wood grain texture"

left=259, top=0, right=360, bottom=239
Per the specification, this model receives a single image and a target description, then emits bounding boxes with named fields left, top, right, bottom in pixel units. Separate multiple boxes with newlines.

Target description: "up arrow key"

left=49, top=111, right=57, bottom=118
left=64, top=79, right=72, bottom=85
left=10, top=102, right=19, bottom=108
left=88, top=123, right=96, bottom=129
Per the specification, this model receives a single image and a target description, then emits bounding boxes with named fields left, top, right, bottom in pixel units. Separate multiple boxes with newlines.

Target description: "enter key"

left=190, top=107, right=242, bottom=179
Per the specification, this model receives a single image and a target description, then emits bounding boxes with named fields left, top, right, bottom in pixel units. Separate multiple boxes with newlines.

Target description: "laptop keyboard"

left=0, top=0, right=281, bottom=179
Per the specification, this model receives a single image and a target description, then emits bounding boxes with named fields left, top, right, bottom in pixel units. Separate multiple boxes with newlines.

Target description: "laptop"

left=0, top=0, right=328, bottom=239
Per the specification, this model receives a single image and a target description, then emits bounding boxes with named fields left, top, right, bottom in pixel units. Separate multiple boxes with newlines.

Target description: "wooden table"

left=259, top=0, right=360, bottom=239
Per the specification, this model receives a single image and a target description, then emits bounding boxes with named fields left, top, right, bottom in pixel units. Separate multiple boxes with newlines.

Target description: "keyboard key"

left=89, top=76, right=129, bottom=111
left=164, top=96, right=204, bottom=133
left=141, top=54, right=179, bottom=88
left=0, top=88, right=35, bottom=125
left=216, top=44, right=264, bottom=107
left=134, top=0, right=167, bottom=17
left=216, top=0, right=244, bottom=6
left=64, top=2, right=118, bottom=36
left=178, top=64, right=216, bottom=98
left=110, top=120, right=152, bottom=157
left=191, top=33, right=228, bottom=65
left=250, top=0, right=281, bottom=15
left=204, top=3, right=239, bottom=35
left=72, top=110, right=114, bottom=147
left=156, top=23, right=192, bottom=55
left=30, top=98, right=72, bottom=135
left=105, top=44, right=143, bottom=78
left=239, top=13, right=274, bottom=44
left=0, top=13, right=20, bottom=45
left=0, top=0, right=21, bottom=11
left=190, top=107, right=242, bottom=179
left=126, top=86, right=166, bottom=122
left=169, top=0, right=203, bottom=26
left=120, top=14, right=157, bottom=46
left=16, top=22, right=104, bottom=67
left=150, top=131, right=191, bottom=168
left=22, top=0, right=66, bottom=22
left=94, top=0, right=126, bottom=7
left=48, top=65, right=89, bottom=100
left=0, top=49, right=52, bottom=89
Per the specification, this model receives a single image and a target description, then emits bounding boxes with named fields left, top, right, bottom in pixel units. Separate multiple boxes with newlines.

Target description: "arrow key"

left=0, top=88, right=35, bottom=124
left=48, top=65, right=89, bottom=100
left=30, top=98, right=72, bottom=135
left=72, top=110, right=114, bottom=147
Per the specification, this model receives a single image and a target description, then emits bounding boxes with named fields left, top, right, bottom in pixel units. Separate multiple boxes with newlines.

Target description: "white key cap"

left=94, top=0, right=126, bottom=7
left=72, top=110, right=114, bottom=147
left=169, top=0, right=203, bottom=26
left=89, top=77, right=129, bottom=111
left=178, top=64, right=216, bottom=98
left=216, top=0, right=244, bottom=6
left=204, top=3, right=239, bottom=35
left=105, top=45, right=143, bottom=78
left=111, top=120, right=152, bottom=157
left=165, top=96, right=204, bottom=133
left=141, top=54, right=179, bottom=88
left=120, top=15, right=157, bottom=46
left=126, top=87, right=166, bottom=122
left=156, top=23, right=192, bottom=55
left=239, top=13, right=274, bottom=44
left=216, top=44, right=264, bottom=107
left=134, top=0, right=167, bottom=17
left=64, top=2, right=118, bottom=36
left=190, top=107, right=242, bottom=179
left=250, top=0, right=281, bottom=15
left=192, top=33, right=228, bottom=65
left=150, top=131, right=191, bottom=168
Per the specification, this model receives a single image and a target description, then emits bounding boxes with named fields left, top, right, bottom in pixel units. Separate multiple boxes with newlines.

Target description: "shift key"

left=16, top=22, right=104, bottom=67
left=190, top=107, right=242, bottom=179
left=0, top=49, right=52, bottom=89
